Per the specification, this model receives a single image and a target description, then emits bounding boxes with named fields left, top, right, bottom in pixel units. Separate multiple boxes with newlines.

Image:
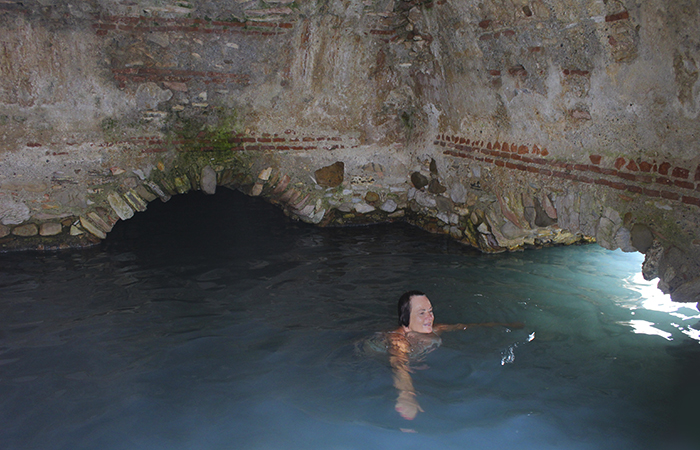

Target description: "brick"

left=636, top=175, right=654, bottom=184
left=672, top=167, right=690, bottom=179
left=695, top=165, right=700, bottom=181
left=493, top=141, right=500, bottom=149
left=588, top=165, right=602, bottom=173
left=540, top=148, right=549, bottom=156
left=675, top=180, right=694, bottom=190
left=478, top=19, right=491, bottom=29
left=614, top=157, right=626, bottom=170
left=589, top=155, right=602, bottom=165
left=606, top=11, right=629, bottom=22
left=618, top=172, right=636, bottom=181
left=574, top=164, right=587, bottom=171
left=257, top=137, right=271, bottom=142
left=660, top=191, right=680, bottom=200
left=518, top=145, right=529, bottom=154
left=540, top=169, right=552, bottom=176
left=495, top=160, right=505, bottom=167
left=626, top=160, right=639, bottom=171
left=642, top=188, right=661, bottom=197
left=626, top=185, right=643, bottom=194
left=489, top=70, right=501, bottom=76
left=658, top=162, right=671, bottom=175
left=682, top=196, right=700, bottom=207
left=655, top=177, right=673, bottom=186
left=639, top=161, right=653, bottom=172
left=485, top=158, right=494, bottom=163
left=526, top=166, right=539, bottom=173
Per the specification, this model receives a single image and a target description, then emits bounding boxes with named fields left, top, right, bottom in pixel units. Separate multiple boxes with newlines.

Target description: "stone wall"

left=1, top=0, right=699, bottom=302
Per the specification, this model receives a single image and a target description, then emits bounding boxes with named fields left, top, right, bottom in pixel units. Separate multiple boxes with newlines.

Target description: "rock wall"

left=1, top=0, right=699, bottom=302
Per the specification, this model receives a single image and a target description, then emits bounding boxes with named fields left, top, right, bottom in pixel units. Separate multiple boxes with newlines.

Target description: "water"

left=1, top=189, right=698, bottom=450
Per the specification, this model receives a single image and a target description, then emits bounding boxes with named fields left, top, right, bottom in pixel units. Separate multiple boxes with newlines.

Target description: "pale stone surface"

left=0, top=199, right=31, bottom=225
left=12, top=223, right=38, bottom=236
left=108, top=193, right=134, bottom=221
left=80, top=217, right=106, bottom=239
left=39, top=222, right=62, bottom=236
left=201, top=165, right=218, bottom=195
left=380, top=199, right=397, bottom=213
left=354, top=202, right=375, bottom=214
left=0, top=224, right=9, bottom=237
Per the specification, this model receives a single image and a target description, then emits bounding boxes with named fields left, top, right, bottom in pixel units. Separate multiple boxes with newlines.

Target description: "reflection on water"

left=0, top=189, right=698, bottom=450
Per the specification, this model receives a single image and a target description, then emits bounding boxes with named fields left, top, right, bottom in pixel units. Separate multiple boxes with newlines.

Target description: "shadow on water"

left=1, top=188, right=699, bottom=450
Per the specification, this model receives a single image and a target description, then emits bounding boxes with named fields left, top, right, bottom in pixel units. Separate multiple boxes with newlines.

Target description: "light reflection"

left=618, top=270, right=700, bottom=342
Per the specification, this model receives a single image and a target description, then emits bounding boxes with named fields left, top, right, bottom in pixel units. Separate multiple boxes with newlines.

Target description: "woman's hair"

left=398, top=290, right=426, bottom=327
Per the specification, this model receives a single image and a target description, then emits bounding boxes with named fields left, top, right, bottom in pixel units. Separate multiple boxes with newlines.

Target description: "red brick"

left=618, top=172, right=636, bottom=181
left=574, top=164, right=587, bottom=171
left=518, top=145, right=529, bottom=154
left=279, top=23, right=294, bottom=29
left=636, top=175, right=654, bottom=184
left=503, top=30, right=515, bottom=37
left=626, top=160, right=639, bottom=171
left=485, top=158, right=494, bottom=163
left=495, top=160, right=505, bottom=167
left=26, top=142, right=42, bottom=147
left=660, top=191, right=680, bottom=200
left=489, top=70, right=501, bottom=76
left=257, top=137, right=271, bottom=143
left=486, top=142, right=492, bottom=149
left=658, top=162, right=671, bottom=175
left=540, top=148, right=549, bottom=156
left=675, top=180, right=694, bottom=190
left=642, top=188, right=661, bottom=197
left=540, top=169, right=552, bottom=176
left=626, top=185, right=643, bottom=194
left=695, top=165, right=700, bottom=181
left=273, top=137, right=286, bottom=142
left=511, top=154, right=521, bottom=160
left=655, top=177, right=673, bottom=186
left=589, top=155, right=602, bottom=165
left=478, top=19, right=491, bottom=29
left=682, top=196, right=700, bottom=207
left=614, top=157, right=626, bottom=170
left=493, top=141, right=500, bottom=150
left=606, top=11, right=629, bottom=22
left=639, top=161, right=653, bottom=172
left=588, top=165, right=602, bottom=173
left=526, top=166, right=539, bottom=173
left=672, top=167, right=690, bottom=179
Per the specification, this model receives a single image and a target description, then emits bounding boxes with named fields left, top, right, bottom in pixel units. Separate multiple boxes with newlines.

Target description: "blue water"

left=1, top=189, right=698, bottom=450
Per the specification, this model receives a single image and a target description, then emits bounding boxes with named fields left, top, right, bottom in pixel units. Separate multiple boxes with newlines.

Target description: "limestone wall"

left=1, top=0, right=699, bottom=301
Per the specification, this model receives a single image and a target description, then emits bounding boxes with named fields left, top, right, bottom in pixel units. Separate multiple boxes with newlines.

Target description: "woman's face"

left=407, top=295, right=434, bottom=333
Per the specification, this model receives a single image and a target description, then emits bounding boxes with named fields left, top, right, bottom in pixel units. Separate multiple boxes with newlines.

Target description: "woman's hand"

left=395, top=391, right=423, bottom=420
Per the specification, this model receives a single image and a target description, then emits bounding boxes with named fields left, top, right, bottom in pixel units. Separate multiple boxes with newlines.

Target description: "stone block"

left=12, top=223, right=38, bottom=237
left=39, top=222, right=62, bottom=236
left=108, top=193, right=134, bottom=220
left=201, top=165, right=217, bottom=195
left=315, top=162, right=344, bottom=187
left=410, top=172, right=429, bottom=189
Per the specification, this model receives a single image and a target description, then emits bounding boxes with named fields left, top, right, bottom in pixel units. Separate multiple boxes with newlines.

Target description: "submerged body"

left=387, top=291, right=522, bottom=420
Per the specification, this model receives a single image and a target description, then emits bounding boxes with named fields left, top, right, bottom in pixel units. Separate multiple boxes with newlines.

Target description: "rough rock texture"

left=1, top=1, right=700, bottom=302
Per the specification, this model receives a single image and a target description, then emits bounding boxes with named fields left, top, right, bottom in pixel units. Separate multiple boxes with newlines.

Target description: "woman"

left=388, top=290, right=522, bottom=420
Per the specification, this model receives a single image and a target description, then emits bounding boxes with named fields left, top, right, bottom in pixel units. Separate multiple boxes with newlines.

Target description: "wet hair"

left=398, top=290, right=426, bottom=327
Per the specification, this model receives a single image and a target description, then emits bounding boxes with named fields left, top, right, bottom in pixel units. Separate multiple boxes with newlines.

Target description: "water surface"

left=1, top=189, right=698, bottom=450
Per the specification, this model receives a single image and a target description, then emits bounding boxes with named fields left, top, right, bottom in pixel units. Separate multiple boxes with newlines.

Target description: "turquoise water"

left=1, top=189, right=698, bottom=450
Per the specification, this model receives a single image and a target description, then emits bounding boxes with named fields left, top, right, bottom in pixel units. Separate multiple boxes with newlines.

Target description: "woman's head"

left=398, top=290, right=434, bottom=333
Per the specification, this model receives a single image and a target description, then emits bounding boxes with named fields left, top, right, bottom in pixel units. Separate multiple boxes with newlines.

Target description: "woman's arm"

left=387, top=333, right=422, bottom=420
left=433, top=322, right=524, bottom=334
